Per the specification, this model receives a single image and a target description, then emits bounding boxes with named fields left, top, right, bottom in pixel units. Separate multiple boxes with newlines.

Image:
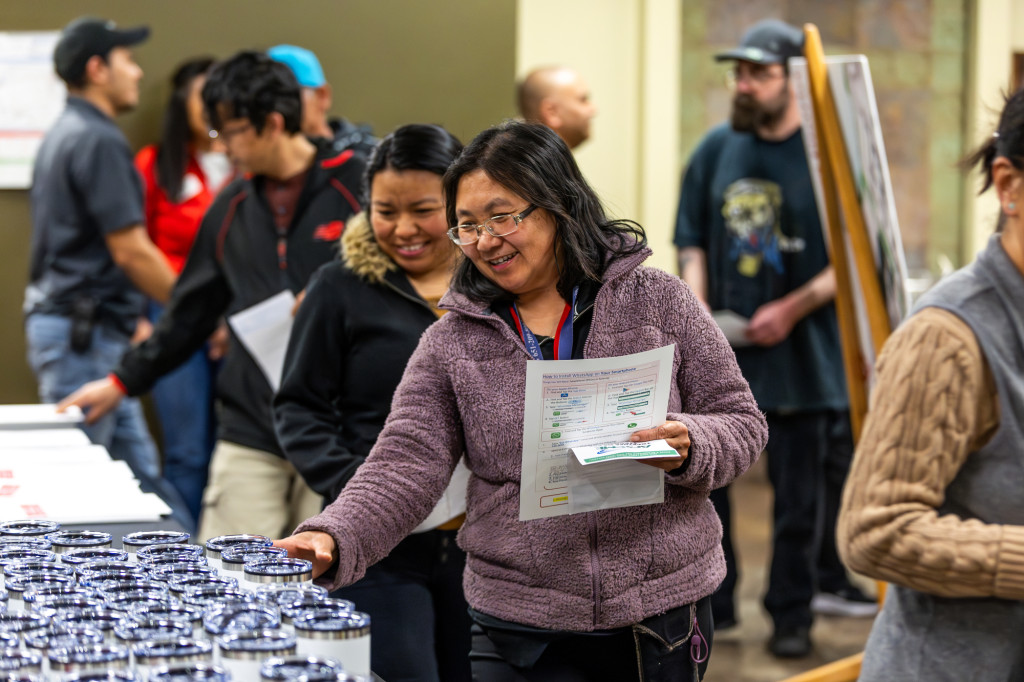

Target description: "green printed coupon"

left=569, top=439, right=677, bottom=465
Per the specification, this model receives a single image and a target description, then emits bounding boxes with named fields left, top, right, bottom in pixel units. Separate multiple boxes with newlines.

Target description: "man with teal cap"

left=268, top=44, right=376, bottom=159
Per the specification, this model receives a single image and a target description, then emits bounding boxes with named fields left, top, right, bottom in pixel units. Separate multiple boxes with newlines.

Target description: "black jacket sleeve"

left=272, top=266, right=364, bottom=501
left=114, top=195, right=232, bottom=396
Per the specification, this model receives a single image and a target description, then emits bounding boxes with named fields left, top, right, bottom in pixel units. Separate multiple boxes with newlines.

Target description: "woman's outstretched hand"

left=629, top=420, right=690, bottom=472
left=274, top=531, right=338, bottom=579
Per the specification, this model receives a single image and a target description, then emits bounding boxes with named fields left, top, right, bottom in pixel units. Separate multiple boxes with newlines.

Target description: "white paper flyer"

left=227, top=290, right=296, bottom=392
left=519, top=345, right=674, bottom=521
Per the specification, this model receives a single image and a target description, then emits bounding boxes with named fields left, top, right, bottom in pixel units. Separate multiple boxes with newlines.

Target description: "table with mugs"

left=0, top=521, right=378, bottom=682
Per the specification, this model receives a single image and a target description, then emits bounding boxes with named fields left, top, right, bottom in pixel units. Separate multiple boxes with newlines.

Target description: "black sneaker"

left=811, top=586, right=878, bottom=618
left=767, top=625, right=811, bottom=658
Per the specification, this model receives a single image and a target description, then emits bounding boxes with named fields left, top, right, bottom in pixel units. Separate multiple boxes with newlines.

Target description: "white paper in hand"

left=570, top=439, right=678, bottom=465
left=227, top=290, right=296, bottom=391
left=712, top=310, right=752, bottom=347
left=566, top=440, right=669, bottom=514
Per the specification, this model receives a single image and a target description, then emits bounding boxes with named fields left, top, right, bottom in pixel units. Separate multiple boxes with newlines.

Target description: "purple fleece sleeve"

left=663, top=276, right=768, bottom=491
left=293, top=320, right=465, bottom=590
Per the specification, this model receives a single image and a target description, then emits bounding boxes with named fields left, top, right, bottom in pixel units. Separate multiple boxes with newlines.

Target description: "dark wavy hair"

left=156, top=57, right=215, bottom=202
left=963, top=88, right=1024, bottom=232
left=443, top=121, right=646, bottom=303
left=364, top=124, right=463, bottom=203
left=202, top=51, right=302, bottom=135
left=963, top=88, right=1024, bottom=192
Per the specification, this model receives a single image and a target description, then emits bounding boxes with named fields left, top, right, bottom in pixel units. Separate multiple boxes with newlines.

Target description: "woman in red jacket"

left=134, top=57, right=231, bottom=528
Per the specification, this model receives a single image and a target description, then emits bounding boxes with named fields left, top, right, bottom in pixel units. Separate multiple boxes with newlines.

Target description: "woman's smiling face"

left=370, top=168, right=452, bottom=277
left=455, top=170, right=559, bottom=299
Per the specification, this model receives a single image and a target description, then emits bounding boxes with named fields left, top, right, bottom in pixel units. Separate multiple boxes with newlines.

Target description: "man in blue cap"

left=25, top=16, right=190, bottom=526
left=268, top=44, right=376, bottom=160
left=673, top=18, right=875, bottom=657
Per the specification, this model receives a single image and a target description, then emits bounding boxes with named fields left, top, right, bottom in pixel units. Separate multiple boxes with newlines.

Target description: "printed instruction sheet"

left=519, top=345, right=674, bottom=521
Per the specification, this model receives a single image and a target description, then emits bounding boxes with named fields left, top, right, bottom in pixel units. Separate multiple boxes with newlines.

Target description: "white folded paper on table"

left=712, top=310, right=752, bottom=348
left=0, top=428, right=91, bottom=448
left=0, top=493, right=170, bottom=525
left=228, top=290, right=297, bottom=392
left=0, top=445, right=111, bottom=467
left=0, top=459, right=171, bottom=523
left=0, top=404, right=83, bottom=430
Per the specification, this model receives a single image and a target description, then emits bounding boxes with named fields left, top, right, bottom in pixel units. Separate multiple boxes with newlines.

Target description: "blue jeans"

left=147, top=302, right=218, bottom=524
left=25, top=313, right=193, bottom=528
left=332, top=529, right=471, bottom=682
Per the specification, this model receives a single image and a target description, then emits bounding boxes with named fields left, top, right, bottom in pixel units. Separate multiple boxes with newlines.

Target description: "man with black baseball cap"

left=26, top=16, right=187, bottom=525
left=673, top=19, right=874, bottom=657
left=53, top=17, right=150, bottom=88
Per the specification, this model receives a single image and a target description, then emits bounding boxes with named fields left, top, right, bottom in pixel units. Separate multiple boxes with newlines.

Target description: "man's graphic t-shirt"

left=674, top=123, right=847, bottom=413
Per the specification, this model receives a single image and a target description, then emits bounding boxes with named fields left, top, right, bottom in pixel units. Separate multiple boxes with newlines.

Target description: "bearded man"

left=672, top=19, right=875, bottom=657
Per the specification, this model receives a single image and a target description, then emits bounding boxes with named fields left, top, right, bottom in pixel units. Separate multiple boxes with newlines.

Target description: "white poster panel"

left=790, top=55, right=911, bottom=393
left=0, top=32, right=65, bottom=189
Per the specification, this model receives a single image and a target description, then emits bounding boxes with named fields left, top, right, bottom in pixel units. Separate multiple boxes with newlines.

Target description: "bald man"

left=517, top=66, right=596, bottom=149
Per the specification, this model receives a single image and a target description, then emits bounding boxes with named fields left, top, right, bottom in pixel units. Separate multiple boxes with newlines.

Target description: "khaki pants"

left=197, top=440, right=322, bottom=542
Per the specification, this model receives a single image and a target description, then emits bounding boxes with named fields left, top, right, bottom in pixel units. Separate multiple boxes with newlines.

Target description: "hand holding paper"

left=629, top=421, right=690, bottom=472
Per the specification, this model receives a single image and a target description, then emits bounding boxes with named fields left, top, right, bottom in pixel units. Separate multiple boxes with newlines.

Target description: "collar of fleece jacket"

left=340, top=210, right=397, bottom=283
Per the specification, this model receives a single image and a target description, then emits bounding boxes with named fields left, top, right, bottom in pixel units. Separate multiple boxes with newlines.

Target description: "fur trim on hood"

left=341, top=211, right=396, bottom=284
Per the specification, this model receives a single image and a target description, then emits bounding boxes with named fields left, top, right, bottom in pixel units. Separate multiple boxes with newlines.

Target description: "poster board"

left=0, top=31, right=65, bottom=189
left=790, top=55, right=910, bottom=391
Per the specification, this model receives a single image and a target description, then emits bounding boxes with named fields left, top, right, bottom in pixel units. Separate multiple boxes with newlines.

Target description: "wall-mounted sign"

left=0, top=31, right=66, bottom=189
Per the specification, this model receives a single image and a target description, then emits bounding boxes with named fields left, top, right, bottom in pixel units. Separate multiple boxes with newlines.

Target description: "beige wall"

left=964, top=0, right=1016, bottom=259
left=515, top=0, right=681, bottom=274
left=0, top=0, right=515, bottom=403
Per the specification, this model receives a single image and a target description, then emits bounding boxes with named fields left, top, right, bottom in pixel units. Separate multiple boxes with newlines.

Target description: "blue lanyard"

left=510, top=287, right=578, bottom=361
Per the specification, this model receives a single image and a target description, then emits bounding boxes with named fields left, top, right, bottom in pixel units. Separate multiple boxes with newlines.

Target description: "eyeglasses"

left=209, top=122, right=253, bottom=141
left=447, top=205, right=537, bottom=245
left=724, top=66, right=786, bottom=89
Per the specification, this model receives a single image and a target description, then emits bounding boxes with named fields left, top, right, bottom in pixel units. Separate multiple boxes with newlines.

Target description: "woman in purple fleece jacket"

left=277, top=121, right=767, bottom=681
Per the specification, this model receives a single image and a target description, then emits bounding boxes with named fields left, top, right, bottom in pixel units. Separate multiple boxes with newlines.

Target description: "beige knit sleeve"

left=837, top=307, right=1024, bottom=599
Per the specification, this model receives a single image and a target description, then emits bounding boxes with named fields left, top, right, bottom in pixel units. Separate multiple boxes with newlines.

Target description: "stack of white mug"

left=0, top=521, right=374, bottom=682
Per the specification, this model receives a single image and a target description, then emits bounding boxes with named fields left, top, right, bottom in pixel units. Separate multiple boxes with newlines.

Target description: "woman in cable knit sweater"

left=276, top=121, right=767, bottom=681
left=838, top=90, right=1024, bottom=681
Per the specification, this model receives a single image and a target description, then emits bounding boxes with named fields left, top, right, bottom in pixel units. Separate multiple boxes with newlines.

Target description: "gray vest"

left=859, top=235, right=1024, bottom=682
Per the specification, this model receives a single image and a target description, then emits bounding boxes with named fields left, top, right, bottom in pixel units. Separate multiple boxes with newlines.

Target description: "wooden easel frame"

left=778, top=24, right=895, bottom=682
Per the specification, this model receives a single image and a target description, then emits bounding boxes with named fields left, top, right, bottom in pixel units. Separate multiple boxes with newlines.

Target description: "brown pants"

left=197, top=440, right=322, bottom=542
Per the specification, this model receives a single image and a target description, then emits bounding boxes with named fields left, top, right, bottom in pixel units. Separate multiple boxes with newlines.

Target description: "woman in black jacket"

left=272, top=124, right=468, bottom=682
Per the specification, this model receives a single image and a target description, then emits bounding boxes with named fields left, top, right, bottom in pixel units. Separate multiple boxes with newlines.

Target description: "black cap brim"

left=110, top=25, right=150, bottom=48
left=713, top=47, right=785, bottom=64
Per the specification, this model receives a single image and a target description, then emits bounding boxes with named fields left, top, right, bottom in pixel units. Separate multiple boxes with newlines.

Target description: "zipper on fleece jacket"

left=589, top=513, right=601, bottom=627
left=445, top=278, right=633, bottom=629
left=453, top=297, right=608, bottom=626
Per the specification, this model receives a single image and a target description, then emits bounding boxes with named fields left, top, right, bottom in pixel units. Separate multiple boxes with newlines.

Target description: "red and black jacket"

left=115, top=141, right=364, bottom=457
